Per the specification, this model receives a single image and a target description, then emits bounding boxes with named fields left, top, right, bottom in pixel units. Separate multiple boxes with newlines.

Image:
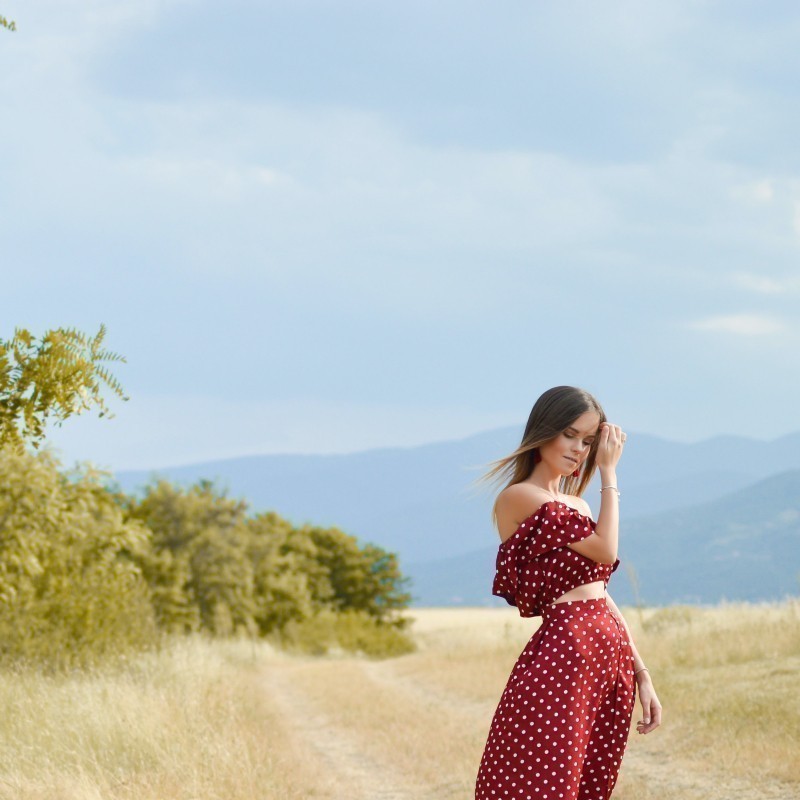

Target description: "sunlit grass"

left=0, top=599, right=797, bottom=798
left=0, top=637, right=313, bottom=800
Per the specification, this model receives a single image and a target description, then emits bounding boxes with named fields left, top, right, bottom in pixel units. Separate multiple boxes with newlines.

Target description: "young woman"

left=474, top=385, right=662, bottom=800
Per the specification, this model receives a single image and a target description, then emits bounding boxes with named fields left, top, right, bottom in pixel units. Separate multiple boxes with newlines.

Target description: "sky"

left=1, top=0, right=799, bottom=472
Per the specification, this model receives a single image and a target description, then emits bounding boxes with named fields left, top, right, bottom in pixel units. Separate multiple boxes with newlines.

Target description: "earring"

left=572, top=467, right=580, bottom=478
left=534, top=450, right=542, bottom=463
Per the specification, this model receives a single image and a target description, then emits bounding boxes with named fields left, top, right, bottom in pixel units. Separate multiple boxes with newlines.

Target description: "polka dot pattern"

left=474, top=598, right=636, bottom=800
left=493, top=501, right=620, bottom=618
left=475, top=502, right=635, bottom=798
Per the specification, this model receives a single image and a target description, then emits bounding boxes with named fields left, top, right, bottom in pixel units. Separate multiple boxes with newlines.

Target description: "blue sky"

left=1, top=0, right=798, bottom=471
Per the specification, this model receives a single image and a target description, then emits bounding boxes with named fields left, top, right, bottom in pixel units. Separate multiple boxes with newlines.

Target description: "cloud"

left=752, top=180, right=775, bottom=202
left=685, top=313, right=787, bottom=336
left=731, top=271, right=800, bottom=294
left=731, top=178, right=775, bottom=204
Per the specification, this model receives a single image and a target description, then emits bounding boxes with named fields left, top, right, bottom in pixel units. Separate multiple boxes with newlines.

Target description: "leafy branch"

left=0, top=324, right=128, bottom=452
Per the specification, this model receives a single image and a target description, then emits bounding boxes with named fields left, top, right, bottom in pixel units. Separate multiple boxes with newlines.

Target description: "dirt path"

left=262, top=655, right=798, bottom=800
left=363, top=657, right=800, bottom=800
left=262, top=661, right=422, bottom=800
left=360, top=658, right=491, bottom=723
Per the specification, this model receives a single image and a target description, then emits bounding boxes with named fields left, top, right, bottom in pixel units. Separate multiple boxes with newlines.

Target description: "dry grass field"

left=0, top=598, right=798, bottom=799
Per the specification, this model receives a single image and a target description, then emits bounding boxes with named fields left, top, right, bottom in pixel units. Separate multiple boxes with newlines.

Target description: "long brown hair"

left=473, top=385, right=607, bottom=530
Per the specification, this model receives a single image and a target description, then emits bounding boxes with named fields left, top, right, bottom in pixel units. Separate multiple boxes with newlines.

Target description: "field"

left=0, top=599, right=798, bottom=799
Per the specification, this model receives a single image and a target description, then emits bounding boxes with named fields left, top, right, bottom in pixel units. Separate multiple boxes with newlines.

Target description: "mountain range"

left=113, top=426, right=800, bottom=608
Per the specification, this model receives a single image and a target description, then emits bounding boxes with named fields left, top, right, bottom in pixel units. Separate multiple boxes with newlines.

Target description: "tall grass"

left=0, top=637, right=311, bottom=800
left=630, top=599, right=800, bottom=784
left=0, top=600, right=797, bottom=798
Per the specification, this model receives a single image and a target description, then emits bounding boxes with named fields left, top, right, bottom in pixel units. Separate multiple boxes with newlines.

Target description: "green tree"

left=0, top=15, right=16, bottom=31
left=245, top=511, right=324, bottom=634
left=124, top=480, right=413, bottom=641
left=0, top=447, right=158, bottom=670
left=124, top=478, right=256, bottom=635
left=244, top=513, right=412, bottom=632
left=0, top=324, right=128, bottom=453
left=307, top=525, right=412, bottom=624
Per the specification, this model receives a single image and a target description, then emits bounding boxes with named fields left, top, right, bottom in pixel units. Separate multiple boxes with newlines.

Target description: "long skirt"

left=475, top=597, right=636, bottom=800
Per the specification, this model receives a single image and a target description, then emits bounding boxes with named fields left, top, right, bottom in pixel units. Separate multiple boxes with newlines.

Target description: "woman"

left=474, top=385, right=662, bottom=800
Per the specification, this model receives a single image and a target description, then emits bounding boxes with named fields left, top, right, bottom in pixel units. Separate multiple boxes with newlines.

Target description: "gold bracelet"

left=634, top=667, right=649, bottom=675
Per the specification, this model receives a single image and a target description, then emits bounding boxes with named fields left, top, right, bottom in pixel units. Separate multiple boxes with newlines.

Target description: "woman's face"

left=539, top=411, right=601, bottom=474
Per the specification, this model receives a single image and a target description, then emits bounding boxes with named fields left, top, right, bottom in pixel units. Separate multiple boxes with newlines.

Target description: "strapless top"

left=492, top=500, right=620, bottom=618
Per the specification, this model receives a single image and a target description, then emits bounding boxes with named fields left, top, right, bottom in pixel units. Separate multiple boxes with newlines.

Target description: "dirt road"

left=260, top=648, right=799, bottom=800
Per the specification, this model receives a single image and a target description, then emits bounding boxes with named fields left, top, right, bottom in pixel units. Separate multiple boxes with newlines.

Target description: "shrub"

left=0, top=447, right=160, bottom=671
left=273, top=609, right=416, bottom=659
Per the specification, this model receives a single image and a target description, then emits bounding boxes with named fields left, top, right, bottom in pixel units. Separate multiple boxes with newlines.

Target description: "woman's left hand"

left=635, top=675, right=662, bottom=734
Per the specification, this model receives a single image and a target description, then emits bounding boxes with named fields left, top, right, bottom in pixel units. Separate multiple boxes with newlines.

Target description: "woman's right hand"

left=596, top=423, right=625, bottom=470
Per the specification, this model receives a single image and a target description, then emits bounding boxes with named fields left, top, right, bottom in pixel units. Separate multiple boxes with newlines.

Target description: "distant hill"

left=113, top=426, right=800, bottom=606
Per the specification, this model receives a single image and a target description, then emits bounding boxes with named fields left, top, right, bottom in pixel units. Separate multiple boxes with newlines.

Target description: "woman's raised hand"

left=596, top=423, right=626, bottom=471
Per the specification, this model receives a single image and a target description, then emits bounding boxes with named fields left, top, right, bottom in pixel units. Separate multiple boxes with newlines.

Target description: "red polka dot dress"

left=475, top=501, right=636, bottom=800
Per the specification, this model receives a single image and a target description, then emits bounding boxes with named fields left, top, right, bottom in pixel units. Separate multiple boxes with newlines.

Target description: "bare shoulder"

left=565, top=494, right=594, bottom=521
left=495, top=483, right=553, bottom=543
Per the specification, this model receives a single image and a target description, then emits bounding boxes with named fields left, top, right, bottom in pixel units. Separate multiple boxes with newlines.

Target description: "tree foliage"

left=0, top=15, right=15, bottom=31
left=0, top=323, right=413, bottom=667
left=0, top=324, right=128, bottom=453
left=124, top=479, right=255, bottom=636
left=0, top=446, right=415, bottom=668
left=122, top=480, right=413, bottom=644
left=0, top=448, right=158, bottom=670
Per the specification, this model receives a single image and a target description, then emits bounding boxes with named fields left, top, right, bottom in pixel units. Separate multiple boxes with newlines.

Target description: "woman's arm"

left=569, top=467, right=620, bottom=564
left=605, top=592, right=663, bottom=735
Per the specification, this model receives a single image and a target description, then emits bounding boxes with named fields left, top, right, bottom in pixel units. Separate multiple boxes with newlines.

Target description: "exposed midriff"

left=550, top=579, right=607, bottom=605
